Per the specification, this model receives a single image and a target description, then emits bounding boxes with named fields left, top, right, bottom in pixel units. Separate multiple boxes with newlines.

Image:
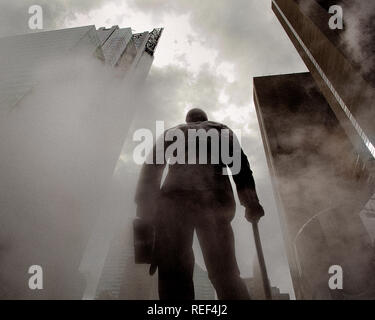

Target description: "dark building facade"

left=254, top=72, right=375, bottom=299
left=272, top=0, right=375, bottom=162
left=252, top=0, right=375, bottom=299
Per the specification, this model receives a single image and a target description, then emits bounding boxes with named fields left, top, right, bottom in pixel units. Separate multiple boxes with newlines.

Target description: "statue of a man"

left=135, top=108, right=264, bottom=300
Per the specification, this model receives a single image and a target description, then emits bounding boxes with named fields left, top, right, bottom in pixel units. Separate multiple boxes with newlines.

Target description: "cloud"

left=0, top=0, right=119, bottom=37
left=129, top=0, right=305, bottom=74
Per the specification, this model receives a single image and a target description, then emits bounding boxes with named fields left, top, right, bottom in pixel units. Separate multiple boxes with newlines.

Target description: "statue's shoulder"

left=165, top=121, right=231, bottom=132
left=163, top=123, right=188, bottom=136
left=203, top=121, right=230, bottom=131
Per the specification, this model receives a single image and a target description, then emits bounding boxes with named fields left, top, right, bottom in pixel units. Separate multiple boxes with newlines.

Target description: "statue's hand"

left=245, top=203, right=264, bottom=223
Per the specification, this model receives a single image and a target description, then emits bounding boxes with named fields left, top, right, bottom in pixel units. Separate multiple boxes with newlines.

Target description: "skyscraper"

left=95, top=220, right=158, bottom=300
left=0, top=25, right=162, bottom=299
left=193, top=264, right=216, bottom=300
left=253, top=0, right=375, bottom=299
left=271, top=0, right=375, bottom=162
left=254, top=72, right=374, bottom=299
left=95, top=216, right=216, bottom=300
left=243, top=255, right=290, bottom=300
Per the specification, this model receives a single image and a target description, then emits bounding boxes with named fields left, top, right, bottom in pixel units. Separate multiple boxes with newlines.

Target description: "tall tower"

left=193, top=264, right=216, bottom=300
left=0, top=25, right=162, bottom=299
left=79, top=27, right=164, bottom=300
left=253, top=1, right=375, bottom=299
left=272, top=0, right=375, bottom=161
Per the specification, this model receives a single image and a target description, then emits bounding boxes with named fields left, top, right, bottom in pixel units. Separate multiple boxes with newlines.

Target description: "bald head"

left=185, top=108, right=208, bottom=123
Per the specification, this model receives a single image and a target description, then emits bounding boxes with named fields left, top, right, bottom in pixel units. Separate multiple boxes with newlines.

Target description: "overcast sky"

left=0, top=0, right=309, bottom=297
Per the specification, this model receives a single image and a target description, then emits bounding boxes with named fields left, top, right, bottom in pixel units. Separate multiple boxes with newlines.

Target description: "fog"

left=340, top=0, right=375, bottom=84
left=0, top=0, right=304, bottom=299
left=5, top=0, right=374, bottom=300
left=0, top=34, right=152, bottom=298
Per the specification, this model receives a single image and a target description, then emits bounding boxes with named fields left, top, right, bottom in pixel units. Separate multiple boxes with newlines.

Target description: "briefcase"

left=133, top=218, right=155, bottom=264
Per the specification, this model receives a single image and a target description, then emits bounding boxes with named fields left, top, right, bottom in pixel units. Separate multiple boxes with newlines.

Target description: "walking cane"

left=251, top=219, right=272, bottom=300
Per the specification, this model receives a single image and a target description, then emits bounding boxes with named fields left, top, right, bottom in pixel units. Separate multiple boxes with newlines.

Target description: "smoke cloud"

left=340, top=0, right=375, bottom=85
